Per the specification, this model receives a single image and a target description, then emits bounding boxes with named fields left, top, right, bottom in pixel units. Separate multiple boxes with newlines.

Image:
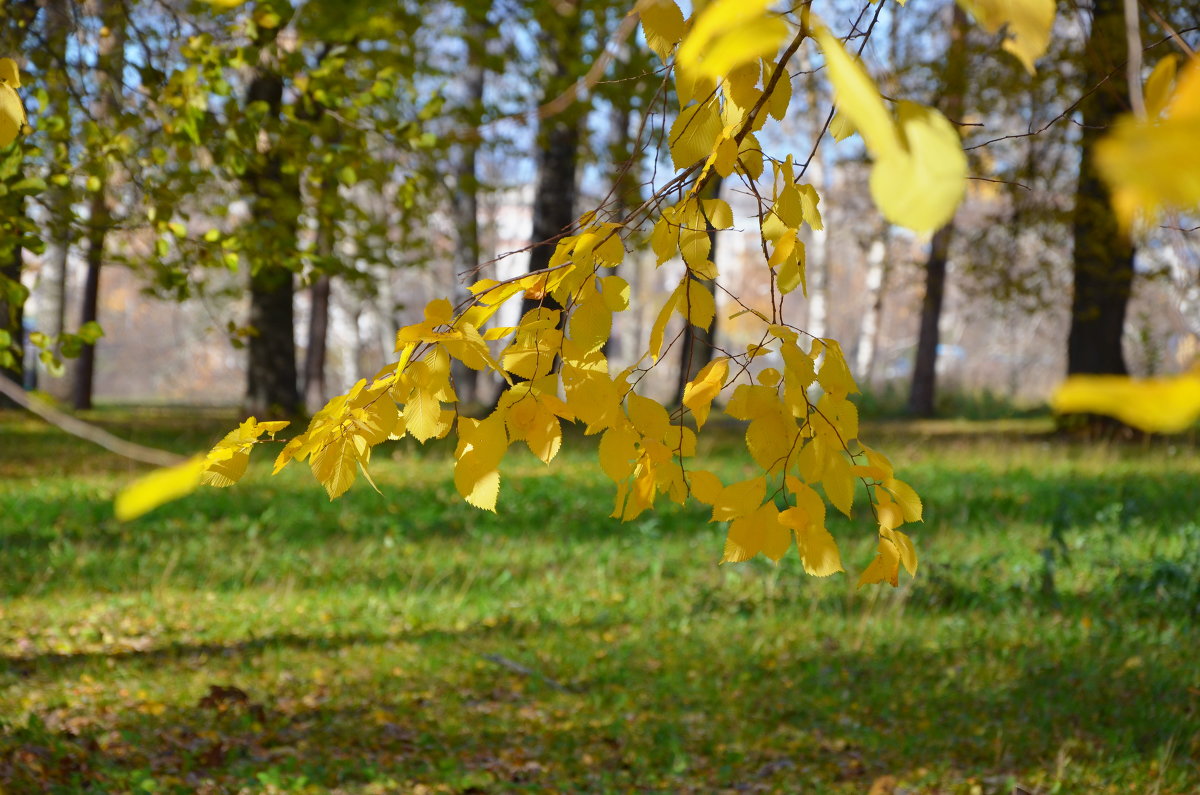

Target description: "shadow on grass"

left=2, top=618, right=1196, bottom=792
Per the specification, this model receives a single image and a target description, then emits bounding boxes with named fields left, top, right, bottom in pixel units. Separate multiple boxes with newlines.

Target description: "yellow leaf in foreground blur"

left=956, top=0, right=1054, bottom=74
left=677, top=0, right=788, bottom=79
left=115, top=456, right=207, bottom=522
left=870, top=102, right=967, bottom=234
left=812, top=30, right=899, bottom=159
left=1052, top=372, right=1200, bottom=433
left=815, top=29, right=966, bottom=232
left=1096, top=56, right=1200, bottom=231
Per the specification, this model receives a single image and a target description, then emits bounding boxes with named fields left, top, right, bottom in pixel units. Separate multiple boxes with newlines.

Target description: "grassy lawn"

left=1, top=409, right=1198, bottom=793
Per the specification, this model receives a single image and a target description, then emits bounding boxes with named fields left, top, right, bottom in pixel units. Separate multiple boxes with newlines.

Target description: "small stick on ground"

left=480, top=653, right=577, bottom=694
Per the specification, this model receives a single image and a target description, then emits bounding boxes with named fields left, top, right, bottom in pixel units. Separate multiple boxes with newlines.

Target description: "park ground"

left=1, top=409, right=1198, bottom=793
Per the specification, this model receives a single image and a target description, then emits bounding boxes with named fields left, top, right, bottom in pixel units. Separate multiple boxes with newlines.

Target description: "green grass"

left=1, top=409, right=1199, bottom=793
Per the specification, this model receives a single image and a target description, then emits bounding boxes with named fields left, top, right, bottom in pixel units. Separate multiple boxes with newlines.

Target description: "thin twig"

left=480, top=653, right=576, bottom=693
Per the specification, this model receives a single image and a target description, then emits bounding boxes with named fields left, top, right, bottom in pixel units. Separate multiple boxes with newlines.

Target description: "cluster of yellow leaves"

left=1096, top=55, right=1200, bottom=232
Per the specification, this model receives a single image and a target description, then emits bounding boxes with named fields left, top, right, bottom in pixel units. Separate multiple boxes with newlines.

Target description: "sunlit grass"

left=1, top=409, right=1198, bottom=793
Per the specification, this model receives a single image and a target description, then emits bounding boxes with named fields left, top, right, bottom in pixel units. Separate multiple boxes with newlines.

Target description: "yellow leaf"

left=723, top=383, right=776, bottom=421
left=883, top=527, right=919, bottom=576
left=455, top=415, right=507, bottom=511
left=114, top=456, right=206, bottom=521
left=712, top=476, right=767, bottom=522
left=649, top=282, right=682, bottom=361
left=504, top=393, right=563, bottom=464
left=677, top=0, right=788, bottom=79
left=766, top=62, right=791, bottom=121
left=683, top=357, right=728, bottom=429
left=202, top=450, right=248, bottom=488
left=689, top=469, right=724, bottom=504
left=404, top=387, right=445, bottom=442
left=202, top=416, right=291, bottom=487
left=746, top=408, right=796, bottom=472
left=683, top=277, right=716, bottom=330
left=821, top=448, right=856, bottom=518
left=600, top=275, right=631, bottom=311
left=310, top=436, right=357, bottom=500
left=817, top=338, right=859, bottom=399
left=1052, top=372, right=1200, bottom=433
left=829, top=111, right=855, bottom=141
left=714, top=135, right=739, bottom=177
left=1144, top=55, right=1178, bottom=118
left=669, top=98, right=723, bottom=169
left=882, top=477, right=923, bottom=523
left=857, top=533, right=901, bottom=588
left=569, top=289, right=612, bottom=354
left=956, top=0, right=1054, bottom=74
left=725, top=60, right=761, bottom=111
left=599, top=424, right=640, bottom=481
left=870, top=101, right=967, bottom=234
left=816, top=393, right=859, bottom=442
left=737, top=132, right=764, bottom=179
left=814, top=28, right=901, bottom=159
left=799, top=184, right=823, bottom=231
left=779, top=506, right=843, bottom=577
left=816, top=29, right=966, bottom=232
left=722, top=502, right=784, bottom=563
left=638, top=0, right=686, bottom=63
left=628, top=392, right=670, bottom=441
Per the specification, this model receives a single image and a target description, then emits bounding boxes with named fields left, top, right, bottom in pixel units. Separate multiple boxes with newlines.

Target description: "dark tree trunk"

left=907, top=4, right=969, bottom=417
left=0, top=0, right=39, bottom=406
left=1067, top=0, right=1134, bottom=377
left=674, top=176, right=724, bottom=405
left=248, top=266, right=299, bottom=416
left=521, top=2, right=583, bottom=320
left=304, top=274, right=331, bottom=415
left=522, top=120, right=580, bottom=317
left=73, top=0, right=124, bottom=411
left=908, top=226, right=951, bottom=416
left=243, top=31, right=301, bottom=417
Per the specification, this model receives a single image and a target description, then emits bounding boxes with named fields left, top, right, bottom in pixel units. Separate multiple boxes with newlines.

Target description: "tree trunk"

left=521, top=2, right=583, bottom=320
left=303, top=134, right=338, bottom=414
left=303, top=273, right=331, bottom=414
left=248, top=266, right=299, bottom=416
left=674, top=176, right=723, bottom=404
left=855, top=235, right=888, bottom=387
left=72, top=0, right=124, bottom=411
left=44, top=0, right=73, bottom=343
left=908, top=226, right=952, bottom=416
left=0, top=0, right=39, bottom=405
left=243, top=31, right=301, bottom=417
left=1067, top=0, right=1134, bottom=377
left=449, top=5, right=487, bottom=406
left=907, top=4, right=969, bottom=417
